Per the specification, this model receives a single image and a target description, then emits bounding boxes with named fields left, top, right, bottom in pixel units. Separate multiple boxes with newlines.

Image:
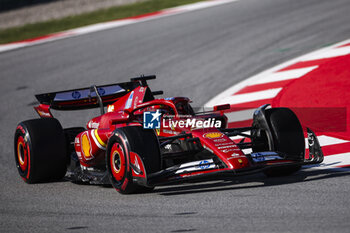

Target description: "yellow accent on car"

left=94, top=130, right=106, bottom=147
left=204, top=132, right=223, bottom=139
left=113, top=151, right=121, bottom=173
left=82, top=134, right=91, bottom=158
left=17, top=142, right=25, bottom=165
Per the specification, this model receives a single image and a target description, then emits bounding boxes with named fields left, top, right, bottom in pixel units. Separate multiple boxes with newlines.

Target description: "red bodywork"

left=34, top=80, right=297, bottom=185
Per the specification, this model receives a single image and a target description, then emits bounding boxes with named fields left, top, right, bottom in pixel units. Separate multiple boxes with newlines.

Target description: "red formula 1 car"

left=14, top=75, right=324, bottom=194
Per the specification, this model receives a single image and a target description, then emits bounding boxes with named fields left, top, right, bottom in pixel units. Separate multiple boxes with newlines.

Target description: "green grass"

left=0, top=0, right=204, bottom=44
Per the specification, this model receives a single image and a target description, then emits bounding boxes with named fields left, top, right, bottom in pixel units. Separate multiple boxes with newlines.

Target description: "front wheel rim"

left=110, top=143, right=126, bottom=182
left=16, top=135, right=28, bottom=171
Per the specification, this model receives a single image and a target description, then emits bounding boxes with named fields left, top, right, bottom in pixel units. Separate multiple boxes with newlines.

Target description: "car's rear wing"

left=35, top=75, right=157, bottom=111
left=35, top=82, right=139, bottom=111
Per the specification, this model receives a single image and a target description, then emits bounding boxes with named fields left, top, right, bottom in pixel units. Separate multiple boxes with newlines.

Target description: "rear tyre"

left=254, top=108, right=305, bottom=177
left=14, top=118, right=67, bottom=183
left=106, top=126, right=161, bottom=194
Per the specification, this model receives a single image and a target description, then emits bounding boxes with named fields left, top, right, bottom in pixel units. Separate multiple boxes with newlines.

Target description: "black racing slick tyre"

left=14, top=118, right=67, bottom=183
left=259, top=108, right=305, bottom=177
left=106, top=126, right=161, bottom=194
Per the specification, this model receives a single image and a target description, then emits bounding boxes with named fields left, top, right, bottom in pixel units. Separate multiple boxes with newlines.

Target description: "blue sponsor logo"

left=250, top=152, right=281, bottom=162
left=97, top=87, right=105, bottom=96
left=199, top=160, right=210, bottom=169
left=72, top=91, right=81, bottom=99
left=143, top=110, right=161, bottom=129
left=253, top=155, right=265, bottom=162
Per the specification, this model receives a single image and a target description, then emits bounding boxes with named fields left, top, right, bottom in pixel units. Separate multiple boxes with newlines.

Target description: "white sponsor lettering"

left=175, top=159, right=215, bottom=174
left=218, top=145, right=237, bottom=149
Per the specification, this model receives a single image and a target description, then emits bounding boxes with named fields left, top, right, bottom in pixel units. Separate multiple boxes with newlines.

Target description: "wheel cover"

left=110, top=143, right=126, bottom=182
left=16, top=136, right=28, bottom=171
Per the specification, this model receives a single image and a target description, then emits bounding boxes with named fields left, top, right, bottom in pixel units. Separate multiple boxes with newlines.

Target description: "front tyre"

left=253, top=108, right=305, bottom=177
left=106, top=126, right=161, bottom=194
left=14, top=118, right=67, bottom=183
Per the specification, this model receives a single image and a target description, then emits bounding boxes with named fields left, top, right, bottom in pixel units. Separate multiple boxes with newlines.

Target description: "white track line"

left=0, top=32, right=73, bottom=53
left=0, top=0, right=239, bottom=53
left=208, top=39, right=350, bottom=169
left=305, top=135, right=349, bottom=149
left=300, top=46, right=350, bottom=61
left=225, top=108, right=256, bottom=122
left=232, top=135, right=348, bottom=149
left=212, top=88, right=282, bottom=106
left=253, top=66, right=318, bottom=85
left=318, top=136, right=349, bottom=146
left=170, top=0, right=238, bottom=11
left=321, top=153, right=350, bottom=167
left=205, top=38, right=350, bottom=107
left=68, top=19, right=135, bottom=35
left=239, top=136, right=349, bottom=162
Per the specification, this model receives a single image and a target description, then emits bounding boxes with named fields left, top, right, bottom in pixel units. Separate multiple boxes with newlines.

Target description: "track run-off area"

left=206, top=39, right=350, bottom=170
left=1, top=0, right=350, bottom=232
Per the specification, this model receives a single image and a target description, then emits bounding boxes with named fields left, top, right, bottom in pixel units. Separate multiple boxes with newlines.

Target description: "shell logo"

left=204, top=132, right=224, bottom=139
left=81, top=133, right=92, bottom=158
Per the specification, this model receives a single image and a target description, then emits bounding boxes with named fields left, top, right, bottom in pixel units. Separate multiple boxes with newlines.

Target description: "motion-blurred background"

left=0, top=0, right=145, bottom=29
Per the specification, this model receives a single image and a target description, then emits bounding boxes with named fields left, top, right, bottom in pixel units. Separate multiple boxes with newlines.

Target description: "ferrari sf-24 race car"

left=14, top=75, right=324, bottom=194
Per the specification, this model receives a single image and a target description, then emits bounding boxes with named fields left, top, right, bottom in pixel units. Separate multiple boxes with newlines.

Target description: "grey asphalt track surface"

left=1, top=0, right=350, bottom=232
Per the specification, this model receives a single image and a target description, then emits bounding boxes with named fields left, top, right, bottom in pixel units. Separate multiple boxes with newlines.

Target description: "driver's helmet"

left=144, top=97, right=195, bottom=116
left=171, top=97, right=195, bottom=115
